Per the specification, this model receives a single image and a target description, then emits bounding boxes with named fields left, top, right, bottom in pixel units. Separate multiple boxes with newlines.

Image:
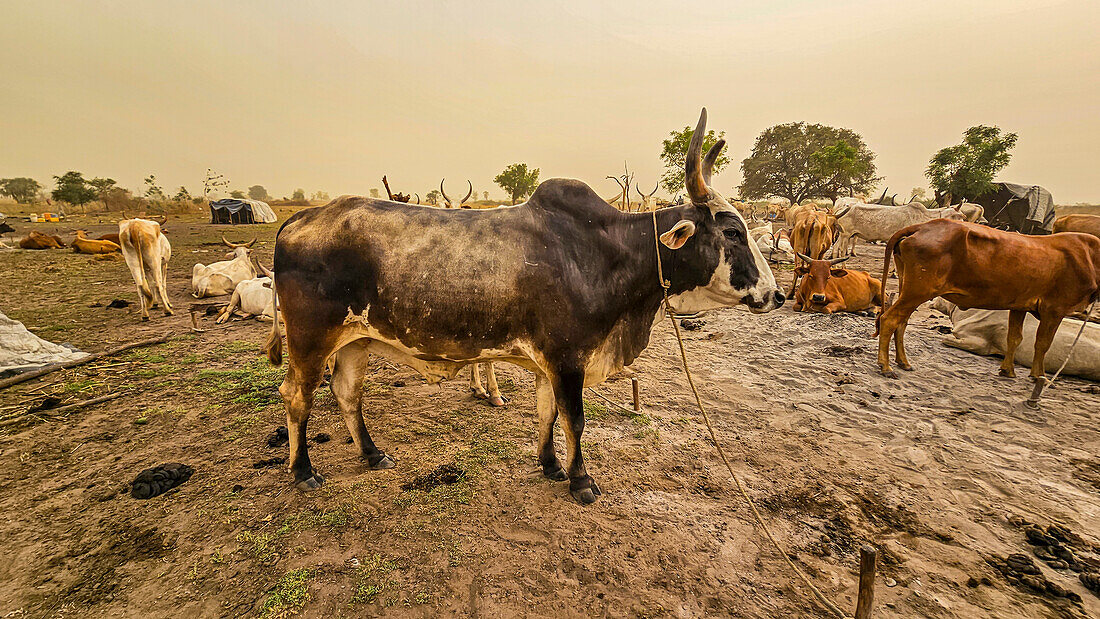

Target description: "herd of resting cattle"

left=3, top=109, right=1100, bottom=505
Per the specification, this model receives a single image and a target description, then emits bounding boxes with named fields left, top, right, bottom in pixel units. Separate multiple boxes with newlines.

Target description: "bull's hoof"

left=542, top=463, right=567, bottom=481
left=141, top=315, right=149, bottom=322
left=570, top=482, right=602, bottom=505
left=898, top=362, right=913, bottom=371
left=471, top=389, right=489, bottom=400
left=488, top=395, right=508, bottom=407
left=293, top=472, right=325, bottom=491
left=881, top=369, right=899, bottom=379
left=998, top=368, right=1016, bottom=378
left=363, top=453, right=396, bottom=470
left=164, top=309, right=175, bottom=316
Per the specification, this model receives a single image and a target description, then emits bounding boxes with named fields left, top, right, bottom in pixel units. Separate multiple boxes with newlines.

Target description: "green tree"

left=174, top=186, right=192, bottom=201
left=230, top=190, right=246, bottom=199
left=494, top=163, right=540, bottom=204
left=0, top=177, right=42, bottom=204
left=248, top=185, right=270, bottom=201
left=926, top=125, right=1017, bottom=205
left=292, top=188, right=306, bottom=201
left=739, top=123, right=878, bottom=205
left=425, top=189, right=441, bottom=206
left=311, top=190, right=329, bottom=201
left=369, top=188, right=380, bottom=199
left=660, top=126, right=730, bottom=194
left=144, top=175, right=166, bottom=201
left=482, top=191, right=489, bottom=201
left=52, top=171, right=96, bottom=205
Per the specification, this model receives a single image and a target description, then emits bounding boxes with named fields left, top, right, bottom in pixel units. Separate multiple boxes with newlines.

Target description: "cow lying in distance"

left=216, top=263, right=277, bottom=323
left=264, top=108, right=783, bottom=503
left=876, top=219, right=1100, bottom=379
left=19, top=230, right=65, bottom=249
left=192, top=236, right=257, bottom=297
left=931, top=298, right=1100, bottom=381
left=751, top=227, right=794, bottom=263
left=119, top=218, right=174, bottom=321
left=1054, top=214, right=1100, bottom=239
left=792, top=254, right=882, bottom=314
left=71, top=230, right=121, bottom=254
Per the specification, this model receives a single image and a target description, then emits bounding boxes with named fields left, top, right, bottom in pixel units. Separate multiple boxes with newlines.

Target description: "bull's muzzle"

left=810, top=293, right=827, bottom=304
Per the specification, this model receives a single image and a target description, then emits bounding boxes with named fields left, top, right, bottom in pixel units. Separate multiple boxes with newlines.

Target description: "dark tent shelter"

left=977, top=183, right=1055, bottom=234
left=209, top=199, right=277, bottom=225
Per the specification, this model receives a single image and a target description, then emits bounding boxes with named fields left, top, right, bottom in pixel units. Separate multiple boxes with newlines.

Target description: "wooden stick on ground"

left=855, top=544, right=877, bottom=619
left=0, top=392, right=123, bottom=429
left=0, top=333, right=171, bottom=391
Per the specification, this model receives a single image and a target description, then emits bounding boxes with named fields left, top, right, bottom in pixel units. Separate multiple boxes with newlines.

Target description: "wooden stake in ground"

left=855, top=544, right=877, bottom=619
left=0, top=392, right=123, bottom=429
left=0, top=333, right=171, bottom=391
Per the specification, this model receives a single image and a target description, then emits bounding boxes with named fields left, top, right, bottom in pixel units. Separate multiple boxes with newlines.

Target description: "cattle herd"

left=2, top=109, right=1099, bottom=506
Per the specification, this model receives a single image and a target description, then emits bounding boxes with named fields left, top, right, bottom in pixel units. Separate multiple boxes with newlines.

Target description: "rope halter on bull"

left=650, top=108, right=851, bottom=619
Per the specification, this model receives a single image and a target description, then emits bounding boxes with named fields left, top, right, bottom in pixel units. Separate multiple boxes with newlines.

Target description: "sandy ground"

left=0, top=214, right=1097, bottom=618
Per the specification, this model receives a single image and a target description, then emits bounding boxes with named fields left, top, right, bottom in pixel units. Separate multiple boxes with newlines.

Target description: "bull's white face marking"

left=667, top=189, right=781, bottom=314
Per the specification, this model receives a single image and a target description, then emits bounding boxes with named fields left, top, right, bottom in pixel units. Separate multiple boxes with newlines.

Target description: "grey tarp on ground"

left=0, top=309, right=87, bottom=376
left=985, top=183, right=1056, bottom=233
left=209, top=199, right=278, bottom=224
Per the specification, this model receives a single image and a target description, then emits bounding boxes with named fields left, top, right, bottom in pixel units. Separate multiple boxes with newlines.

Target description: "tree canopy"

left=248, top=185, right=270, bottom=201
left=52, top=171, right=97, bottom=205
left=425, top=189, right=441, bottom=206
left=739, top=123, right=878, bottom=204
left=494, top=163, right=540, bottom=204
left=926, top=125, right=1017, bottom=205
left=660, top=126, right=729, bottom=194
left=0, top=177, right=42, bottom=204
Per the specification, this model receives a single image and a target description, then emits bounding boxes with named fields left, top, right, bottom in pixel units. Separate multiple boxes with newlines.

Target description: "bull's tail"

left=264, top=278, right=284, bottom=366
left=133, top=237, right=153, bottom=300
left=875, top=224, right=921, bottom=336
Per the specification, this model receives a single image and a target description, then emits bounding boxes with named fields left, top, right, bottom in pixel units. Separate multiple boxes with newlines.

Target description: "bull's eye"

left=722, top=228, right=744, bottom=242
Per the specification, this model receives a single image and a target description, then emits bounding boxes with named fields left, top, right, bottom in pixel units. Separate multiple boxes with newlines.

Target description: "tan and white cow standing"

left=439, top=178, right=507, bottom=406
left=119, top=218, right=174, bottom=321
left=192, top=236, right=257, bottom=298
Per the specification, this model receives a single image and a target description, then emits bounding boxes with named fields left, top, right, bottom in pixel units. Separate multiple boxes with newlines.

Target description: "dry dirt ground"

left=0, top=213, right=1098, bottom=618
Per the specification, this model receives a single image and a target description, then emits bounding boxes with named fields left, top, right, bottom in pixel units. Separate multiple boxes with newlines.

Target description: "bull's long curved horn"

left=702, top=139, right=726, bottom=186
left=221, top=234, right=236, bottom=248
left=440, top=179, right=452, bottom=207
left=796, top=252, right=812, bottom=263
left=244, top=238, right=256, bottom=248
left=256, top=261, right=274, bottom=278
left=685, top=108, right=710, bottom=203
left=154, top=214, right=168, bottom=225
left=414, top=193, right=420, bottom=205
left=890, top=194, right=898, bottom=206
left=647, top=182, right=659, bottom=198
left=878, top=188, right=888, bottom=204
left=461, top=180, right=473, bottom=205
left=829, top=255, right=851, bottom=265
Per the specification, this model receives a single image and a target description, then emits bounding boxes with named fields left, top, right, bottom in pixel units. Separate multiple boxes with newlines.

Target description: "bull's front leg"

left=554, top=369, right=601, bottom=504
left=535, top=373, right=566, bottom=481
left=280, top=361, right=326, bottom=490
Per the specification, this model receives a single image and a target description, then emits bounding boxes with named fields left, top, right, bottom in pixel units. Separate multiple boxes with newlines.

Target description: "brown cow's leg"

left=280, top=356, right=326, bottom=490
left=555, top=369, right=600, bottom=504
left=331, top=341, right=394, bottom=469
left=536, top=373, right=566, bottom=481
left=999, top=310, right=1026, bottom=377
left=878, top=301, right=920, bottom=378
left=1029, top=315, right=1065, bottom=380
left=469, top=363, right=489, bottom=400
left=484, top=363, right=507, bottom=407
left=894, top=320, right=912, bottom=370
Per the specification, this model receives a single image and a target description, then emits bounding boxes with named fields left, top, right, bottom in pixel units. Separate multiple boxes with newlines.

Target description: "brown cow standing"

left=792, top=254, right=882, bottom=314
left=787, top=210, right=838, bottom=296
left=1054, top=214, right=1100, bottom=239
left=876, top=219, right=1100, bottom=379
left=18, top=230, right=65, bottom=249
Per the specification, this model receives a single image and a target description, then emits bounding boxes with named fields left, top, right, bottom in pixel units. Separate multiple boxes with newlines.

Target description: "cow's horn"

left=221, top=234, right=236, bottom=248
left=439, top=179, right=452, bottom=206
left=829, top=256, right=851, bottom=265
left=796, top=252, right=812, bottom=263
left=461, top=180, right=473, bottom=205
left=257, top=261, right=274, bottom=278
left=154, top=214, right=168, bottom=225
left=648, top=182, right=659, bottom=198
left=878, top=188, right=888, bottom=203
left=414, top=193, right=420, bottom=205
left=702, top=138, right=726, bottom=187
left=244, top=238, right=256, bottom=248
left=685, top=108, right=711, bottom=204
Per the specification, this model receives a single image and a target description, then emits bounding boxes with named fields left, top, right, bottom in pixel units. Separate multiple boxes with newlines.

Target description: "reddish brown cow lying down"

left=792, top=254, right=882, bottom=314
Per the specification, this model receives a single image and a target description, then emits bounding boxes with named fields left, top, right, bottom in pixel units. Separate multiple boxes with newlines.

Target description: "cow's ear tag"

left=659, top=220, right=696, bottom=250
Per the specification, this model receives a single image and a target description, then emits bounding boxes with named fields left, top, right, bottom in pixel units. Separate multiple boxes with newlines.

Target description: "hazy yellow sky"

left=2, top=0, right=1097, bottom=203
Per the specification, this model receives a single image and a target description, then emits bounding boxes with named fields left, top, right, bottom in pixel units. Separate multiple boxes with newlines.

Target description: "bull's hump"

left=528, top=179, right=619, bottom=219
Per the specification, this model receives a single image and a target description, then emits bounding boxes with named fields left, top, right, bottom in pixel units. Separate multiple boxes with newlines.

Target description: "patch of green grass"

left=213, top=340, right=258, bottom=357
left=179, top=353, right=202, bottom=365
left=64, top=379, right=102, bottom=393
left=237, top=530, right=280, bottom=563
left=582, top=399, right=609, bottom=420
left=262, top=568, right=314, bottom=618
left=495, top=375, right=517, bottom=393
left=238, top=505, right=353, bottom=562
left=196, top=359, right=285, bottom=413
left=350, top=555, right=401, bottom=606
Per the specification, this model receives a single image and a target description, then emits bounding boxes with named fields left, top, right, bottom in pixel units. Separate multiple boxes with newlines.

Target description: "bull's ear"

left=659, top=220, right=696, bottom=250
left=794, top=266, right=809, bottom=276
left=830, top=269, right=848, bottom=277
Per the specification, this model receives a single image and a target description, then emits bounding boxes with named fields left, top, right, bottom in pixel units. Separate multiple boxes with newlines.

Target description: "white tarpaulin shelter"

left=0, top=309, right=88, bottom=376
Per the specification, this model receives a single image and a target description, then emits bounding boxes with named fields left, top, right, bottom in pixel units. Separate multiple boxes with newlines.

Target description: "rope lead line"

left=651, top=209, right=850, bottom=619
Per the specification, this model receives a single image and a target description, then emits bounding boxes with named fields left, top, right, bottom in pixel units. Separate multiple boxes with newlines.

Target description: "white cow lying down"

left=932, top=299, right=1100, bottom=381
left=216, top=265, right=277, bottom=323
